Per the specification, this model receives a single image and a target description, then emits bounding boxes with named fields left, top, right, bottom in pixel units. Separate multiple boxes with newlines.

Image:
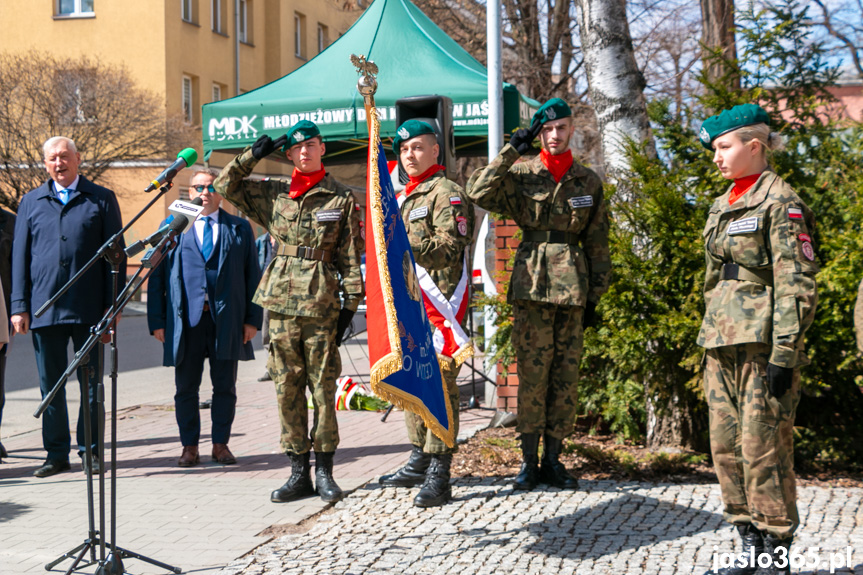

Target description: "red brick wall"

left=494, top=218, right=520, bottom=412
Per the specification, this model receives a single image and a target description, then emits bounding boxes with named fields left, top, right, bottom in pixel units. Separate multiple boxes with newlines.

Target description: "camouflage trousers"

left=704, top=343, right=801, bottom=539
left=404, top=364, right=460, bottom=455
left=268, top=311, right=340, bottom=455
left=512, top=300, right=584, bottom=439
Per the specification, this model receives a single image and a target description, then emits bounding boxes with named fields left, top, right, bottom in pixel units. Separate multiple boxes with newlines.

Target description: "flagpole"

left=353, top=54, right=378, bottom=132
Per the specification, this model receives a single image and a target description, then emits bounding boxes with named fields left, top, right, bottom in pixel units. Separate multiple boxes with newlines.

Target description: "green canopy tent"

left=201, top=0, right=539, bottom=164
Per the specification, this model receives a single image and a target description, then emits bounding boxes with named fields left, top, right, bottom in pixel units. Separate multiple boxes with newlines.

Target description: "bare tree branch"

left=0, top=51, right=197, bottom=211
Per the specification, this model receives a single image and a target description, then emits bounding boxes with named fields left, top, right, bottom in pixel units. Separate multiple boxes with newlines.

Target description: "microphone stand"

left=36, top=184, right=181, bottom=575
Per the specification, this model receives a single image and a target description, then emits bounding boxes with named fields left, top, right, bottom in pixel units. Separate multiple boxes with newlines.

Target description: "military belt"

left=276, top=244, right=333, bottom=263
left=720, top=263, right=773, bottom=286
left=522, top=230, right=579, bottom=244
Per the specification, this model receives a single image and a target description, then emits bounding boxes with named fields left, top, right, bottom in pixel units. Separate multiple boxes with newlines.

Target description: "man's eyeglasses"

left=193, top=184, right=216, bottom=194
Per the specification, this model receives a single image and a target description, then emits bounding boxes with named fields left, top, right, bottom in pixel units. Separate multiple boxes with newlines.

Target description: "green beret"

left=392, top=119, right=436, bottom=155
left=699, top=104, right=770, bottom=150
left=532, top=98, right=572, bottom=125
left=284, top=120, right=321, bottom=150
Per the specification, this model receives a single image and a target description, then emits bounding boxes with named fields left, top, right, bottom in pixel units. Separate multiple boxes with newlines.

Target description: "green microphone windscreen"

left=177, top=148, right=198, bottom=167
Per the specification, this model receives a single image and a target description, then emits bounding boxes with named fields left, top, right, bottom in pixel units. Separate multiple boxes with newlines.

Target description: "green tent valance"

left=201, top=0, right=539, bottom=163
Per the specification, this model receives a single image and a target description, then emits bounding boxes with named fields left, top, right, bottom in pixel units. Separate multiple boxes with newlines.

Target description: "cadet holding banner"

left=214, top=120, right=364, bottom=504
left=698, top=104, right=818, bottom=575
left=467, top=99, right=611, bottom=492
left=379, top=120, right=474, bottom=508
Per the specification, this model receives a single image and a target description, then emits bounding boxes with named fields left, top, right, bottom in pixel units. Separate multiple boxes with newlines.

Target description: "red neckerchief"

left=541, top=148, right=573, bottom=183
left=404, top=164, right=445, bottom=197
left=729, top=173, right=761, bottom=205
left=289, top=165, right=326, bottom=199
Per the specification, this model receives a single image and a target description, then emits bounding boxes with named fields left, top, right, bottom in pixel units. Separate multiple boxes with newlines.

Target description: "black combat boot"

left=704, top=524, right=764, bottom=575
left=315, top=451, right=344, bottom=502
left=270, top=451, right=315, bottom=503
left=539, top=434, right=579, bottom=489
left=380, top=446, right=432, bottom=487
left=754, top=535, right=792, bottom=575
left=413, top=454, right=452, bottom=508
left=512, top=433, right=540, bottom=490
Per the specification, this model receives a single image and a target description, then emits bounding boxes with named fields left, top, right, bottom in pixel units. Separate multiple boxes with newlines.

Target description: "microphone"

left=125, top=197, right=204, bottom=257
left=144, top=148, right=198, bottom=192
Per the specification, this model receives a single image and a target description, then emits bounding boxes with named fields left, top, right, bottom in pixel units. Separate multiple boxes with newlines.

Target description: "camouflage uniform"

left=400, top=172, right=474, bottom=455
left=214, top=149, right=364, bottom=454
left=467, top=144, right=611, bottom=438
left=698, top=170, right=818, bottom=539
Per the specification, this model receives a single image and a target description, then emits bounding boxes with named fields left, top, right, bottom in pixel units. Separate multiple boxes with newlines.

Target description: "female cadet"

left=697, top=104, right=818, bottom=575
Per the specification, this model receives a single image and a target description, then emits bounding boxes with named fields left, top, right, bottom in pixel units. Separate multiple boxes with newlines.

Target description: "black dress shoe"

left=81, top=453, right=101, bottom=475
left=0, top=441, right=8, bottom=458
left=34, top=459, right=71, bottom=478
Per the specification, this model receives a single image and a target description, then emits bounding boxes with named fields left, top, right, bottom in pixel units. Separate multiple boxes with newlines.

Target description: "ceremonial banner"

left=365, top=107, right=456, bottom=448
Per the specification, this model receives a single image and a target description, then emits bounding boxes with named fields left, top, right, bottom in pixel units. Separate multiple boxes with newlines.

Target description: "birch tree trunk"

left=575, top=0, right=655, bottom=182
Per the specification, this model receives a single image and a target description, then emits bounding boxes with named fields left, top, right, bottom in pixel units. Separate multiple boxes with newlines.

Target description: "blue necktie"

left=57, top=189, right=69, bottom=205
left=201, top=217, right=213, bottom=260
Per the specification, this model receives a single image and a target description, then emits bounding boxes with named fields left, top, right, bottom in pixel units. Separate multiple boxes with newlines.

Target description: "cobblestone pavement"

left=222, top=479, right=863, bottom=575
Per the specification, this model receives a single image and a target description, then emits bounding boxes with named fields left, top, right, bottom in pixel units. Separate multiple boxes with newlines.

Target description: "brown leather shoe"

left=212, top=443, right=237, bottom=465
left=178, top=445, right=199, bottom=467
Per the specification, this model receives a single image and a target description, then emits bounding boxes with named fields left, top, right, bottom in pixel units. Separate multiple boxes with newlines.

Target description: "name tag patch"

left=409, top=206, right=429, bottom=221
left=788, top=207, right=803, bottom=220
left=449, top=196, right=462, bottom=205
left=727, top=217, right=759, bottom=235
left=315, top=209, right=342, bottom=222
left=568, top=195, right=593, bottom=209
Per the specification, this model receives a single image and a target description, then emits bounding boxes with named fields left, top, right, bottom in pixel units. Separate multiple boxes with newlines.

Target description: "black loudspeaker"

left=395, top=95, right=456, bottom=183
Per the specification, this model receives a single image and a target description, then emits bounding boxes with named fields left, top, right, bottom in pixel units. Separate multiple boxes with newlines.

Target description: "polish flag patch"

left=450, top=196, right=462, bottom=205
left=788, top=207, right=803, bottom=220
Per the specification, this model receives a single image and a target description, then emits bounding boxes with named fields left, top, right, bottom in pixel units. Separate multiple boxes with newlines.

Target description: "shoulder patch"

left=456, top=215, right=468, bottom=236
left=449, top=196, right=462, bottom=205
left=788, top=206, right=803, bottom=220
left=801, top=239, right=815, bottom=261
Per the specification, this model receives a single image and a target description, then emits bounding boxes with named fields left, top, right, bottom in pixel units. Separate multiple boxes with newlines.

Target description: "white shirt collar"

left=197, top=210, right=219, bottom=223
left=54, top=175, right=80, bottom=194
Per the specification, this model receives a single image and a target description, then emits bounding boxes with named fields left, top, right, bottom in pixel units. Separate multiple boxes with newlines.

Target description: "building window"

left=211, top=0, right=227, bottom=34
left=294, top=13, right=306, bottom=58
left=317, top=23, right=329, bottom=54
left=239, top=0, right=250, bottom=43
left=181, top=0, right=196, bottom=23
left=57, top=0, right=94, bottom=16
left=183, top=76, right=195, bottom=124
left=212, top=84, right=222, bottom=103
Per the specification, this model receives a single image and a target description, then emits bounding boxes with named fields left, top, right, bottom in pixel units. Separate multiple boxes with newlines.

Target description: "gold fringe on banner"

left=366, top=104, right=455, bottom=449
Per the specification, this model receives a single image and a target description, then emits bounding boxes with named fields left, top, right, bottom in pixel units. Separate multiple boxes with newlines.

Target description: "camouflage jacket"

left=214, top=149, right=365, bottom=319
left=697, top=170, right=818, bottom=368
left=466, top=144, right=611, bottom=307
left=400, top=172, right=474, bottom=300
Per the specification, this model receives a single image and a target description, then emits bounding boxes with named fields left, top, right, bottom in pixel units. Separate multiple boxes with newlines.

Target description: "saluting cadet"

left=379, top=120, right=474, bottom=508
left=214, top=121, right=364, bottom=503
left=467, top=99, right=611, bottom=491
left=698, top=104, right=817, bottom=575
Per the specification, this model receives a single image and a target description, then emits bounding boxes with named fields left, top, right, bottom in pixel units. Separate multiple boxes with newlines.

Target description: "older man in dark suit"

left=147, top=169, right=262, bottom=467
left=11, top=136, right=125, bottom=478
